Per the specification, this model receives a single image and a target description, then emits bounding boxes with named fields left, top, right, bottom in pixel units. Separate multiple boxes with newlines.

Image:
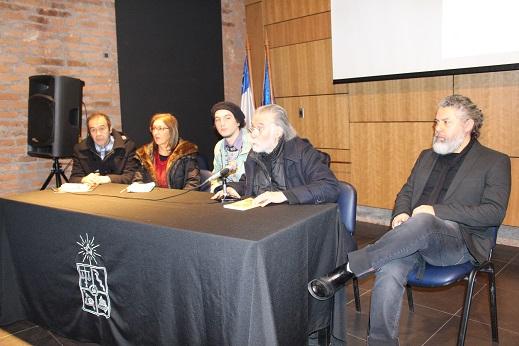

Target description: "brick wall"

left=0, top=0, right=120, bottom=195
left=221, top=0, right=247, bottom=105
left=0, top=0, right=246, bottom=197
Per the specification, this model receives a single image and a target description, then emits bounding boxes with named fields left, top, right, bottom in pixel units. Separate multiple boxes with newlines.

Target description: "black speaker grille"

left=27, top=75, right=84, bottom=158
left=28, top=94, right=54, bottom=147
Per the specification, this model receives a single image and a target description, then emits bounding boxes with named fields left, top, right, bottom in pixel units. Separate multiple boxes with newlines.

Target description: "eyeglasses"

left=248, top=125, right=266, bottom=137
left=150, top=126, right=169, bottom=133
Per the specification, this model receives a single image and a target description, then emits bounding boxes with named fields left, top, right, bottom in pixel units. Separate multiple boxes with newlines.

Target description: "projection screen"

left=331, top=0, right=519, bottom=83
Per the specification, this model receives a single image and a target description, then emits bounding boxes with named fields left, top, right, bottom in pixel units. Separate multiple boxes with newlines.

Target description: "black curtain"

left=115, top=0, right=224, bottom=169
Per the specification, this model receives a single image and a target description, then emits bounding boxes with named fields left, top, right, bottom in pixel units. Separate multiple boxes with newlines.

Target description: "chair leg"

left=458, top=269, right=477, bottom=346
left=353, top=277, right=361, bottom=312
left=487, top=264, right=499, bottom=343
left=406, top=284, right=414, bottom=312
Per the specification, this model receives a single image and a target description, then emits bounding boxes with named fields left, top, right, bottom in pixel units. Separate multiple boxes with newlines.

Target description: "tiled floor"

left=344, top=222, right=519, bottom=345
left=2, top=222, right=519, bottom=345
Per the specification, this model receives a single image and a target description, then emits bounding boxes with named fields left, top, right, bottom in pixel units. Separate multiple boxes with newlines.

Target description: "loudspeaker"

left=27, top=75, right=84, bottom=158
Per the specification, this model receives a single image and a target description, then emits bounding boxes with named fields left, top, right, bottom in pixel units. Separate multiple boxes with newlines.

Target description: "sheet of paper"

left=223, top=197, right=258, bottom=211
left=57, top=183, right=93, bottom=193
left=126, top=182, right=156, bottom=193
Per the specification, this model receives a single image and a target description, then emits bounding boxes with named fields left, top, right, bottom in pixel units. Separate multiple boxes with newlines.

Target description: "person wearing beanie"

left=211, top=104, right=340, bottom=206
left=210, top=101, right=252, bottom=193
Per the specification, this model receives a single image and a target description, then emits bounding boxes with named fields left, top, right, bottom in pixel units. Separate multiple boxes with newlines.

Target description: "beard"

left=432, top=132, right=465, bottom=155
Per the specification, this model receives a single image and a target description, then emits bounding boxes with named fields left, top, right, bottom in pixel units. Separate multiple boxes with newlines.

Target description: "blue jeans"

left=348, top=214, right=473, bottom=345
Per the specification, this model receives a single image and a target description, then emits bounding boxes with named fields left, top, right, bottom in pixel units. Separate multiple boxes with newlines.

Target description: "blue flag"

left=262, top=49, right=274, bottom=105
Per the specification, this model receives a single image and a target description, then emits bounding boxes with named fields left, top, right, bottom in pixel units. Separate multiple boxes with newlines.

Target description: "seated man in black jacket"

left=70, top=112, right=139, bottom=186
left=212, top=104, right=339, bottom=206
left=308, top=95, right=511, bottom=345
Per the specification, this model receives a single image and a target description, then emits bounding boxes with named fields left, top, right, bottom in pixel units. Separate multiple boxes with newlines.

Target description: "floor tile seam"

left=359, top=289, right=371, bottom=298
left=493, top=252, right=519, bottom=270
left=346, top=289, right=371, bottom=306
left=0, top=325, right=39, bottom=340
left=469, top=281, right=488, bottom=300
left=346, top=297, right=356, bottom=305
left=345, top=289, right=372, bottom=314
left=420, top=312, right=458, bottom=345
left=410, top=302, right=457, bottom=317
left=346, top=332, right=367, bottom=342
left=494, top=325, right=519, bottom=336
left=464, top=315, right=519, bottom=336
left=495, top=259, right=512, bottom=275
left=437, top=316, right=519, bottom=340
left=507, top=251, right=519, bottom=265
left=48, top=329, right=64, bottom=345
left=466, top=315, right=492, bottom=327
left=462, top=315, right=519, bottom=336
left=442, top=289, right=518, bottom=329
left=346, top=288, right=372, bottom=300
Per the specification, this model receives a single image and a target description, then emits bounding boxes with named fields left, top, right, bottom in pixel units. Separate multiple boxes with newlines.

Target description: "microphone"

left=200, top=167, right=231, bottom=187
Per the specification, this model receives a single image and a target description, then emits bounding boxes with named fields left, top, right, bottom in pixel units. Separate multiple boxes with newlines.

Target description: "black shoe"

left=308, top=262, right=354, bottom=300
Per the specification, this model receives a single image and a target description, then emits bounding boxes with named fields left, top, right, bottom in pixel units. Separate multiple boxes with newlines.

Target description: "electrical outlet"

left=298, top=107, right=304, bottom=118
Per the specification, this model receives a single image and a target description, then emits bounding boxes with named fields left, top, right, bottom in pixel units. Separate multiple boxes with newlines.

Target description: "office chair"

left=406, top=226, right=499, bottom=346
left=337, top=181, right=361, bottom=312
left=316, top=181, right=360, bottom=346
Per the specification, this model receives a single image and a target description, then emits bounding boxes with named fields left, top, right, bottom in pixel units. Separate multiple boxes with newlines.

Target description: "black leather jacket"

left=230, top=137, right=340, bottom=204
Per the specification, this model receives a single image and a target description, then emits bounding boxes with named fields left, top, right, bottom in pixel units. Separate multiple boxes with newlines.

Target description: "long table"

left=0, top=184, right=352, bottom=345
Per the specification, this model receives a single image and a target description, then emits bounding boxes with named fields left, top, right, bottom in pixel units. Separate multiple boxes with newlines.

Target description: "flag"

left=262, top=44, right=274, bottom=105
left=240, top=55, right=255, bottom=129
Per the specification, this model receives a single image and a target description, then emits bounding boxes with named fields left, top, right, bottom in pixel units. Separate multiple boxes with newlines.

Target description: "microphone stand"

left=220, top=176, right=236, bottom=203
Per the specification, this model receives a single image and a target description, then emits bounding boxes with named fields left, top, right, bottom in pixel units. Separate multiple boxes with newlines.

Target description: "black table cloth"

left=0, top=184, right=352, bottom=345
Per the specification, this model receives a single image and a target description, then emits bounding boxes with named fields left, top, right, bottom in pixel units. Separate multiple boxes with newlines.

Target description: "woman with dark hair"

left=134, top=113, right=200, bottom=189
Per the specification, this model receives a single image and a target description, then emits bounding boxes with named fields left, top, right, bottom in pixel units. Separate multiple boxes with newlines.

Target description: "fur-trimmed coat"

left=133, top=139, right=200, bottom=190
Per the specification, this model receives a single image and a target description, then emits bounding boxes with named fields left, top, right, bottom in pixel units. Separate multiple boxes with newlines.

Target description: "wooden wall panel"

left=504, top=158, right=519, bottom=226
left=326, top=148, right=350, bottom=182
left=330, top=162, right=351, bottom=183
left=270, top=39, right=333, bottom=96
left=454, top=71, right=519, bottom=157
left=351, top=122, right=434, bottom=209
left=265, top=12, right=330, bottom=48
left=349, top=76, right=453, bottom=122
left=320, top=148, right=350, bottom=163
left=333, top=83, right=349, bottom=94
left=244, top=0, right=518, bottom=226
left=263, top=0, right=329, bottom=24
left=245, top=2, right=265, bottom=106
left=276, top=94, right=349, bottom=149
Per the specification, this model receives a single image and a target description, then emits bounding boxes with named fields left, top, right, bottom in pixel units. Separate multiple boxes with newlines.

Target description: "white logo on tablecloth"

left=76, top=234, right=111, bottom=318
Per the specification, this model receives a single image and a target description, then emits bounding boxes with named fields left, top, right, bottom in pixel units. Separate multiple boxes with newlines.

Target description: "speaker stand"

left=41, top=158, right=69, bottom=190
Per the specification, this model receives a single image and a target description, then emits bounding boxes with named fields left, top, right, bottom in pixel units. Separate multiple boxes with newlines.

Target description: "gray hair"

left=255, top=104, right=297, bottom=140
left=438, top=94, right=483, bottom=139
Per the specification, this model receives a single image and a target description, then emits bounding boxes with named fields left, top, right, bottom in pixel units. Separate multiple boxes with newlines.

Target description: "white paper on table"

left=125, top=182, right=156, bottom=193
left=57, top=183, right=93, bottom=193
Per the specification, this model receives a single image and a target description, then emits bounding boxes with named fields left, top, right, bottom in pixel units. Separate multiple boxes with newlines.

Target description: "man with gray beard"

left=308, top=94, right=511, bottom=345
